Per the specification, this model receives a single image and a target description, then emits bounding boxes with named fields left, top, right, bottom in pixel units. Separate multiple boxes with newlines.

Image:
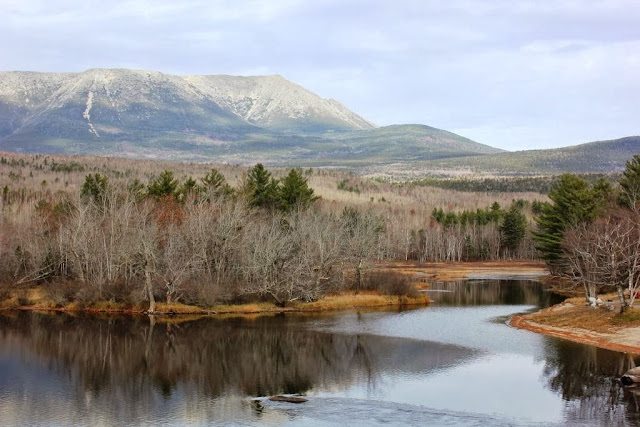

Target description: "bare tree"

left=564, top=211, right=640, bottom=312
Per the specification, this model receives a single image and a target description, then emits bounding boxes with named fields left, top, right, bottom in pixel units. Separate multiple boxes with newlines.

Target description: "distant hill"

left=3, top=68, right=634, bottom=176
left=424, top=136, right=640, bottom=175
left=0, top=69, right=501, bottom=165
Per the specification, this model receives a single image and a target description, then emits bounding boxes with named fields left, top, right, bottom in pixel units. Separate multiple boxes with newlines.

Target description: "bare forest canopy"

left=0, top=152, right=551, bottom=310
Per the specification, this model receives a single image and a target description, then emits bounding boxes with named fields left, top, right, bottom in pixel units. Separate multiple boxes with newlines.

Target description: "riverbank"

left=0, top=260, right=546, bottom=316
left=0, top=287, right=430, bottom=316
left=511, top=294, right=640, bottom=355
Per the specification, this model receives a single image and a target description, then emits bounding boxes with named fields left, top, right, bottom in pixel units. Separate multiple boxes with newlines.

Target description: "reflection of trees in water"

left=541, top=337, right=640, bottom=424
left=0, top=313, right=373, bottom=399
left=429, top=280, right=561, bottom=307
left=0, top=312, right=474, bottom=405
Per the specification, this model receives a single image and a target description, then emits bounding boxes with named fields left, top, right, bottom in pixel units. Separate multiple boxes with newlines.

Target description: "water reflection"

left=0, top=279, right=639, bottom=425
left=426, top=279, right=564, bottom=307
left=542, top=338, right=640, bottom=424
left=0, top=311, right=476, bottom=425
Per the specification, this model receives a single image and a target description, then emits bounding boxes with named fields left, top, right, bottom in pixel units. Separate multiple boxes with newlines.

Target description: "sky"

left=1, top=0, right=639, bottom=151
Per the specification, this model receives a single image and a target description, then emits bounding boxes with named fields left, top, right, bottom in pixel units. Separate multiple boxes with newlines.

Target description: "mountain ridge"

left=0, top=68, right=500, bottom=167
left=412, top=135, right=640, bottom=176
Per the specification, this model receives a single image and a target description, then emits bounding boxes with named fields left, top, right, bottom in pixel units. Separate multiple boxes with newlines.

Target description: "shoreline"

left=0, top=260, right=546, bottom=316
left=510, top=298, right=640, bottom=355
left=7, top=259, right=640, bottom=356
left=0, top=292, right=430, bottom=317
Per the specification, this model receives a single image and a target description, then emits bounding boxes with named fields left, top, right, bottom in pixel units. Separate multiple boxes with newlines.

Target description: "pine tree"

left=500, top=204, right=527, bottom=253
left=201, top=168, right=232, bottom=199
left=147, top=170, right=179, bottom=199
left=80, top=173, right=108, bottom=204
left=619, top=155, right=640, bottom=210
left=245, top=164, right=279, bottom=209
left=533, top=174, right=603, bottom=272
left=279, top=168, right=318, bottom=211
left=179, top=177, right=199, bottom=200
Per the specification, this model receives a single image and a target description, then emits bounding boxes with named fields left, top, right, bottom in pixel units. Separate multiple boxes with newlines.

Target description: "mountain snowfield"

left=183, top=74, right=375, bottom=131
left=0, top=69, right=373, bottom=139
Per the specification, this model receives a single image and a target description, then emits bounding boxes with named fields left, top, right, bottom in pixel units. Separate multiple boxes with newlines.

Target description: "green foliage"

left=337, top=179, right=360, bottom=194
left=201, top=168, right=233, bottom=199
left=618, top=155, right=640, bottom=210
left=531, top=200, right=548, bottom=216
left=431, top=204, right=504, bottom=228
left=245, top=164, right=280, bottom=209
left=80, top=173, right=108, bottom=204
left=279, top=168, right=318, bottom=212
left=50, top=161, right=85, bottom=173
left=180, top=177, right=199, bottom=199
left=500, top=204, right=527, bottom=252
left=533, top=174, right=609, bottom=271
left=147, top=170, right=179, bottom=199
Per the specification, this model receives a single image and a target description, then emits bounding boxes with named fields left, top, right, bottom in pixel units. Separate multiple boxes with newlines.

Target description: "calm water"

left=1, top=279, right=639, bottom=426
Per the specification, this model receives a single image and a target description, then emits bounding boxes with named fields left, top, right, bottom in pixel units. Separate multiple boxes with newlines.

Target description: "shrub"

left=363, top=272, right=419, bottom=297
left=44, top=281, right=80, bottom=307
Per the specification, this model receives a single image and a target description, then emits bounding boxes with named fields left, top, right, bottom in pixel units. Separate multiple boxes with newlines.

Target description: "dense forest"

left=0, top=153, right=547, bottom=310
left=3, top=152, right=638, bottom=312
left=410, top=174, right=617, bottom=194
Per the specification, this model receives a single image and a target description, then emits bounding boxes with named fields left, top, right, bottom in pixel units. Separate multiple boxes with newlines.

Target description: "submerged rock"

left=268, top=395, right=308, bottom=403
left=621, top=367, right=640, bottom=386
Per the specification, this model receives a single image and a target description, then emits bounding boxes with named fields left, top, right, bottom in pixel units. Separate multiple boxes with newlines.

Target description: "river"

left=0, top=279, right=638, bottom=426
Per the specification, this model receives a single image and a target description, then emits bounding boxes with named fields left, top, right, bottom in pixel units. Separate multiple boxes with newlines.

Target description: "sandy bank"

left=510, top=297, right=640, bottom=355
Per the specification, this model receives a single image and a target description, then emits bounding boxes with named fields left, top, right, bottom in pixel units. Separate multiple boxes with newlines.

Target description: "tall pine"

left=147, top=170, right=179, bottom=199
left=279, top=168, right=318, bottom=212
left=619, top=155, right=640, bottom=210
left=533, top=174, right=607, bottom=272
left=245, top=164, right=280, bottom=209
left=500, top=204, right=527, bottom=253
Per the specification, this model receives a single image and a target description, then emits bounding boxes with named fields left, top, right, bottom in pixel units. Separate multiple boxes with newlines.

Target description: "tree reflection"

left=0, top=311, right=472, bottom=405
left=428, top=279, right=562, bottom=307
left=541, top=337, right=640, bottom=424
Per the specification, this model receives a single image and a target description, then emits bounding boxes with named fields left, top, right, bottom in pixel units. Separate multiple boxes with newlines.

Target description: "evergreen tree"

left=279, top=168, right=318, bottom=211
left=179, top=177, right=199, bottom=200
left=533, top=174, right=603, bottom=272
left=201, top=168, right=232, bottom=199
left=619, top=155, right=640, bottom=210
left=147, top=170, right=179, bottom=199
left=500, top=204, right=527, bottom=252
left=80, top=173, right=108, bottom=204
left=489, top=201, right=502, bottom=222
left=245, top=164, right=279, bottom=209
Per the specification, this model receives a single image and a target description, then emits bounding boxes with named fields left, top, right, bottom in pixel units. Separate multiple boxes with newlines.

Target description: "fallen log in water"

left=268, top=395, right=308, bottom=403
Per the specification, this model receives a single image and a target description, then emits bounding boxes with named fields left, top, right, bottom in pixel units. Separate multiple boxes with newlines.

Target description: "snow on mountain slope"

left=184, top=74, right=375, bottom=131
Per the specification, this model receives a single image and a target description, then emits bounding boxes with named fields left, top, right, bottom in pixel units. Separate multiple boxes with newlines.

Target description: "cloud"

left=0, top=0, right=638, bottom=150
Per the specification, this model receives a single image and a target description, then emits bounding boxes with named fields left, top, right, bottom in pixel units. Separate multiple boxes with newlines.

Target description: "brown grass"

left=524, top=295, right=640, bottom=333
left=1, top=287, right=429, bottom=315
left=511, top=294, right=640, bottom=355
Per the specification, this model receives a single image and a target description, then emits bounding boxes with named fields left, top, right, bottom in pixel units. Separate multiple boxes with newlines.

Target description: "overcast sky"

left=1, top=0, right=639, bottom=150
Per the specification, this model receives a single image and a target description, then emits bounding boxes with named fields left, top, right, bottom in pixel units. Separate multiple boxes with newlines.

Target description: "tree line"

left=0, top=164, right=391, bottom=310
left=0, top=159, right=545, bottom=310
left=533, top=155, right=640, bottom=312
